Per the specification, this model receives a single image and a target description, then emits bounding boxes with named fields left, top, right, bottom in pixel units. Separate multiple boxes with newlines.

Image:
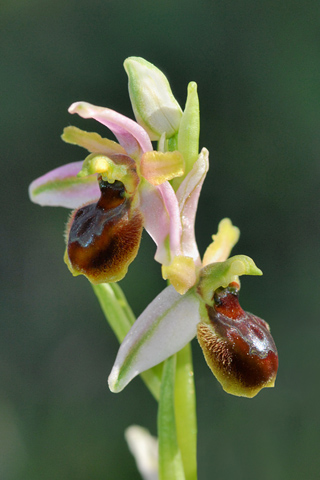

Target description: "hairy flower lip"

left=197, top=284, right=278, bottom=398
left=29, top=101, right=187, bottom=280
left=29, top=58, right=210, bottom=289
left=108, top=254, right=270, bottom=396
left=65, top=178, right=144, bottom=284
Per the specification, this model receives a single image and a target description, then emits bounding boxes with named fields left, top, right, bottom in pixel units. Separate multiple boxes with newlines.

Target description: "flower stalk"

left=174, top=344, right=197, bottom=480
left=158, top=355, right=186, bottom=480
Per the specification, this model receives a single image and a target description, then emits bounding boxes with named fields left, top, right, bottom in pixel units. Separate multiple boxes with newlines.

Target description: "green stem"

left=92, top=283, right=162, bottom=401
left=175, top=343, right=197, bottom=480
left=93, top=283, right=134, bottom=342
left=158, top=355, right=186, bottom=480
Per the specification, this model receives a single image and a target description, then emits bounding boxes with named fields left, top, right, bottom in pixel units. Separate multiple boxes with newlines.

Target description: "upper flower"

left=29, top=57, right=204, bottom=287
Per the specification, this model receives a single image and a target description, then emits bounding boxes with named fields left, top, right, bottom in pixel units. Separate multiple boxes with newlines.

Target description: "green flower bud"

left=124, top=57, right=182, bottom=140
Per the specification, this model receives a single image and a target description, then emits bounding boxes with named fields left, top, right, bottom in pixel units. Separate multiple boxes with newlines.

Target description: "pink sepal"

left=28, top=161, right=100, bottom=209
left=140, top=181, right=182, bottom=265
left=108, top=285, right=201, bottom=392
left=68, top=102, right=153, bottom=158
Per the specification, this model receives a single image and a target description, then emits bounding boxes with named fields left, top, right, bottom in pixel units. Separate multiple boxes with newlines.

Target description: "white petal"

left=125, top=426, right=158, bottom=480
left=108, top=286, right=201, bottom=392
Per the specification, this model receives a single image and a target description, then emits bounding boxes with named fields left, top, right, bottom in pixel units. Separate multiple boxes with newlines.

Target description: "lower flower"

left=108, top=251, right=278, bottom=398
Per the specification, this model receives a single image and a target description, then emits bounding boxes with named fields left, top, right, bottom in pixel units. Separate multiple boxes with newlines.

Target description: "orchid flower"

left=29, top=103, right=186, bottom=283
left=109, top=217, right=278, bottom=398
left=28, top=57, right=205, bottom=288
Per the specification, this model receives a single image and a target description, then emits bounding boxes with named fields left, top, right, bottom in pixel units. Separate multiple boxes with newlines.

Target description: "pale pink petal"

left=140, top=181, right=182, bottom=265
left=158, top=182, right=182, bottom=260
left=69, top=102, right=153, bottom=158
left=108, top=285, right=201, bottom=393
left=29, top=161, right=100, bottom=209
left=139, top=183, right=171, bottom=265
left=176, top=148, right=209, bottom=265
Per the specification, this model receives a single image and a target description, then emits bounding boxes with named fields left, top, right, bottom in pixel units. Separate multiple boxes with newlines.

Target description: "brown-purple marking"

left=197, top=284, right=278, bottom=397
left=67, top=179, right=143, bottom=283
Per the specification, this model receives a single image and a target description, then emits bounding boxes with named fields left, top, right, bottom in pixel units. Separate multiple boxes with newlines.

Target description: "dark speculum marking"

left=198, top=284, right=278, bottom=397
left=67, top=180, right=143, bottom=283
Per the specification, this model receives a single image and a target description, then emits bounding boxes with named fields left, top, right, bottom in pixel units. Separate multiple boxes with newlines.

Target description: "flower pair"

left=29, top=57, right=278, bottom=398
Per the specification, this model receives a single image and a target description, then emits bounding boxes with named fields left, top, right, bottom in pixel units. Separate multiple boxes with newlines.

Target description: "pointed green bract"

left=197, top=255, right=263, bottom=306
left=173, top=82, right=200, bottom=190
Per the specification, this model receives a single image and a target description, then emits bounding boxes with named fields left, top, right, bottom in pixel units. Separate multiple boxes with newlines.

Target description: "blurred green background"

left=1, top=0, right=320, bottom=479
